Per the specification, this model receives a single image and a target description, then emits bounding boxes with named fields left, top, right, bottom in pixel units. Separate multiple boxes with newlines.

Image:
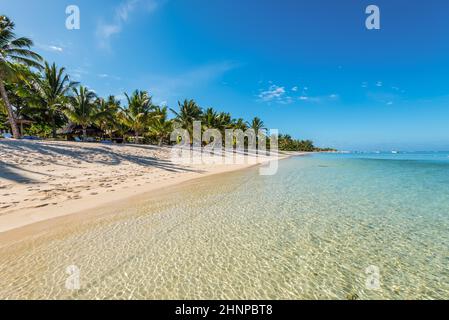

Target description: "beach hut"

left=57, top=123, right=104, bottom=141
left=4, top=118, right=34, bottom=136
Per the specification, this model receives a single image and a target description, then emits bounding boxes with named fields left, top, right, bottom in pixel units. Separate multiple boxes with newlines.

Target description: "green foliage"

left=119, top=90, right=159, bottom=142
left=0, top=16, right=336, bottom=152
left=29, top=62, right=77, bottom=137
left=0, top=15, right=43, bottom=78
left=0, top=15, right=43, bottom=138
left=0, top=107, right=7, bottom=130
left=278, top=134, right=316, bottom=152
left=170, top=99, right=202, bottom=133
left=148, top=106, right=173, bottom=146
left=24, top=123, right=52, bottom=138
left=64, top=86, right=100, bottom=139
left=247, top=117, right=266, bottom=133
left=96, top=95, right=121, bottom=139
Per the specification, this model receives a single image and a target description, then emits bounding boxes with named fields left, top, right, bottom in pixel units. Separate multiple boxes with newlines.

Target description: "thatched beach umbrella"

left=4, top=118, right=34, bottom=136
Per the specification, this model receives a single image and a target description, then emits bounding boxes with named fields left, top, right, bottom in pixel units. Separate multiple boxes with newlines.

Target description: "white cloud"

left=97, top=0, right=163, bottom=47
left=37, top=43, right=64, bottom=53
left=298, top=93, right=339, bottom=104
left=257, top=84, right=297, bottom=105
left=49, top=46, right=63, bottom=52
left=376, top=81, right=383, bottom=87
left=259, top=83, right=337, bottom=105
left=97, top=24, right=121, bottom=39
left=69, top=67, right=89, bottom=80
left=258, top=85, right=286, bottom=102
left=98, top=73, right=121, bottom=80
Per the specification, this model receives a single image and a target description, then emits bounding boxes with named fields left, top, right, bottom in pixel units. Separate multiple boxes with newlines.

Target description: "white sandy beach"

left=0, top=140, right=292, bottom=234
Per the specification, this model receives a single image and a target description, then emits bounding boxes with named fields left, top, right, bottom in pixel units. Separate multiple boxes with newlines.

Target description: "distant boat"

left=391, top=151, right=398, bottom=154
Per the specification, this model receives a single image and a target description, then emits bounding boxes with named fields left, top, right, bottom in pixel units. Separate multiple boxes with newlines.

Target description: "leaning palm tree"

left=65, top=86, right=99, bottom=140
left=31, top=62, right=77, bottom=138
left=1, top=64, right=37, bottom=120
left=148, top=107, right=173, bottom=146
left=120, top=90, right=155, bottom=144
left=0, top=15, right=42, bottom=138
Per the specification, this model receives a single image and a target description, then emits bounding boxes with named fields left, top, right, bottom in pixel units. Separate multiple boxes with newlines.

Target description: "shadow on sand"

left=0, top=140, right=202, bottom=184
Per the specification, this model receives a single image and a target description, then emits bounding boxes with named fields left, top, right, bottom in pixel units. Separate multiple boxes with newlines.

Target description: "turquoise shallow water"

left=0, top=153, right=448, bottom=299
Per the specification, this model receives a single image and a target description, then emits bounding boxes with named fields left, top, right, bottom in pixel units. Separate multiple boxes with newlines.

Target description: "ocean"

left=1, top=152, right=448, bottom=299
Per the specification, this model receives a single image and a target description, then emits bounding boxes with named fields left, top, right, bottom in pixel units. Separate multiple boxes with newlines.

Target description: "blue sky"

left=2, top=0, right=449, bottom=150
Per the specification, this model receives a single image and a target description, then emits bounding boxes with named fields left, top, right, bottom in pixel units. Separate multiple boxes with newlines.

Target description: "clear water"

left=0, top=153, right=448, bottom=300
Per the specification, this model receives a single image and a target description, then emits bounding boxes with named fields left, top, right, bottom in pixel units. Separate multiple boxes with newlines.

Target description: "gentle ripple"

left=0, top=153, right=448, bottom=299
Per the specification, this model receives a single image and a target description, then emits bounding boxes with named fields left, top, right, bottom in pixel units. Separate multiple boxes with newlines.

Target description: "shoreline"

left=0, top=140, right=306, bottom=241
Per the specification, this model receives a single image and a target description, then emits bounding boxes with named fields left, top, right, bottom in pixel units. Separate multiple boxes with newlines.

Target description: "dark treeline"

left=0, top=15, right=335, bottom=152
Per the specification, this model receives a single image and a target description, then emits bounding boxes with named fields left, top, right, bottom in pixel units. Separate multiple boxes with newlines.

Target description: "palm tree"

left=202, top=107, right=220, bottom=130
left=120, top=90, right=155, bottom=144
left=217, top=112, right=232, bottom=132
left=247, top=117, right=266, bottom=134
left=0, top=16, right=42, bottom=138
left=148, top=106, right=173, bottom=146
left=232, top=118, right=248, bottom=131
left=1, top=64, right=37, bottom=120
left=65, top=86, right=99, bottom=140
left=31, top=62, right=77, bottom=138
left=96, top=95, right=120, bottom=140
left=170, top=99, right=202, bottom=135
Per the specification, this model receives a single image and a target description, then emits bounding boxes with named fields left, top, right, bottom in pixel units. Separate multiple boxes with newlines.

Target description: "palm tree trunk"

left=158, top=137, right=163, bottom=147
left=0, top=80, right=21, bottom=139
left=82, top=126, right=87, bottom=141
left=51, top=116, right=57, bottom=139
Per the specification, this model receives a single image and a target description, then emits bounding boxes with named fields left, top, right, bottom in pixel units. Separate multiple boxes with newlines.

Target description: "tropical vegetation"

left=0, top=15, right=335, bottom=152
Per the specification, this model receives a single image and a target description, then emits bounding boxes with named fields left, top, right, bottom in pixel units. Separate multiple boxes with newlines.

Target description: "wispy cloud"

left=98, top=73, right=121, bottom=81
left=297, top=95, right=326, bottom=103
left=367, top=91, right=401, bottom=106
left=258, top=85, right=287, bottom=102
left=69, top=67, right=89, bottom=80
left=36, top=43, right=64, bottom=53
left=258, top=83, right=337, bottom=105
left=135, top=61, right=239, bottom=104
left=96, top=0, right=163, bottom=47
